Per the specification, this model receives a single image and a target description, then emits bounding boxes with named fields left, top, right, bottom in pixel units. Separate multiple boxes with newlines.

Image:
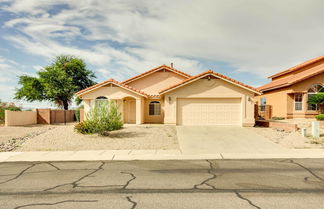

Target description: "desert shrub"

left=0, top=101, right=21, bottom=124
left=271, top=116, right=285, bottom=120
left=74, top=100, right=123, bottom=135
left=315, top=114, right=324, bottom=121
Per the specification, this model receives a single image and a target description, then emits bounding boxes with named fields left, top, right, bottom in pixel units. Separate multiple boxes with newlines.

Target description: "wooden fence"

left=255, top=105, right=272, bottom=120
left=36, top=109, right=75, bottom=124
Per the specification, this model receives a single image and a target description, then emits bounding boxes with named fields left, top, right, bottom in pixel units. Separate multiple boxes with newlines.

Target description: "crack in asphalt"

left=193, top=160, right=217, bottom=189
left=13, top=200, right=98, bottom=209
left=43, top=162, right=105, bottom=191
left=46, top=162, right=60, bottom=170
left=234, top=191, right=261, bottom=209
left=126, top=196, right=137, bottom=209
left=121, top=171, right=136, bottom=189
left=290, top=160, right=324, bottom=182
left=281, top=159, right=324, bottom=182
left=0, top=163, right=36, bottom=185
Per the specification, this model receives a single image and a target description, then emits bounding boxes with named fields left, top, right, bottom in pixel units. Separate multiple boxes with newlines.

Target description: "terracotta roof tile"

left=159, top=70, right=260, bottom=94
left=258, top=60, right=324, bottom=92
left=269, top=55, right=324, bottom=79
left=75, top=78, right=148, bottom=97
left=121, top=64, right=191, bottom=84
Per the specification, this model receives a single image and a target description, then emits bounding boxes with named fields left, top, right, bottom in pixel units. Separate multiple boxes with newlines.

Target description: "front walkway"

left=177, top=126, right=289, bottom=154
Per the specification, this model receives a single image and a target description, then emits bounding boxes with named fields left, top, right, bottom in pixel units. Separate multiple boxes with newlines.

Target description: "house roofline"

left=268, top=55, right=324, bottom=79
left=159, top=70, right=261, bottom=95
left=121, top=64, right=191, bottom=84
left=75, top=79, right=148, bottom=98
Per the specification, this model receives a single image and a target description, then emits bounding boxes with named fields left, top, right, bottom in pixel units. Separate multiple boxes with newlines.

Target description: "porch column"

left=83, top=99, right=90, bottom=120
left=136, top=98, right=143, bottom=124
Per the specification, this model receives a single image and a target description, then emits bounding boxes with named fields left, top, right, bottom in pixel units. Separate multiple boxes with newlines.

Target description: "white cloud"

left=2, top=0, right=324, bottom=81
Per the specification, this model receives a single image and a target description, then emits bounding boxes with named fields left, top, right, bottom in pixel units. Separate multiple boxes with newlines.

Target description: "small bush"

left=315, top=114, right=324, bottom=121
left=74, top=100, right=123, bottom=135
left=272, top=117, right=285, bottom=120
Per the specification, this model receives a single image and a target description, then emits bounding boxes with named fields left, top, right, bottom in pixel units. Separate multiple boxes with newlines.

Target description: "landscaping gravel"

left=15, top=124, right=179, bottom=151
left=252, top=118, right=324, bottom=149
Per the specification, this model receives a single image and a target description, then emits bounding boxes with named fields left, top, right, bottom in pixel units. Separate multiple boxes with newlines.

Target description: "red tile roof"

left=159, top=70, right=260, bottom=94
left=121, top=64, right=191, bottom=84
left=269, top=55, right=324, bottom=79
left=258, top=60, right=324, bottom=92
left=75, top=78, right=149, bottom=97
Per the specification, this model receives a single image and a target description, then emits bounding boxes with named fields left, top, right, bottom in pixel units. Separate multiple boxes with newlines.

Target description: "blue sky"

left=0, top=0, right=323, bottom=108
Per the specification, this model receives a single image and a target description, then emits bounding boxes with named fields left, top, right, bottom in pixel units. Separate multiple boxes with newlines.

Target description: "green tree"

left=15, top=55, right=96, bottom=110
left=308, top=93, right=324, bottom=113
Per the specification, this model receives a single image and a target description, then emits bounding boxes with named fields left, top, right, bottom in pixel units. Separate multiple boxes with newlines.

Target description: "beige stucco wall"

left=143, top=98, right=164, bottom=123
left=126, top=71, right=187, bottom=94
left=258, top=72, right=324, bottom=118
left=80, top=86, right=142, bottom=100
left=5, top=110, right=37, bottom=126
left=80, top=85, right=143, bottom=124
left=163, top=78, right=256, bottom=126
left=256, top=87, right=290, bottom=118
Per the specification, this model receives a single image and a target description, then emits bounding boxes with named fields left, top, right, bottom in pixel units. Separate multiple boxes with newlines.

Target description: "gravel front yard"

left=252, top=118, right=324, bottom=149
left=7, top=124, right=179, bottom=151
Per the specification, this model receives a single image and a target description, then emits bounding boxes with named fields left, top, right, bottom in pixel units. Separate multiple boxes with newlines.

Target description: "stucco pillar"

left=136, top=98, right=143, bottom=124
left=163, top=95, right=177, bottom=124
left=242, top=95, right=255, bottom=127
left=83, top=99, right=90, bottom=120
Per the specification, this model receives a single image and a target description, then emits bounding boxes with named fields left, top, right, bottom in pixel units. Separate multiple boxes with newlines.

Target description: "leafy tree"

left=15, top=55, right=96, bottom=110
left=308, top=93, right=324, bottom=113
left=308, top=93, right=324, bottom=105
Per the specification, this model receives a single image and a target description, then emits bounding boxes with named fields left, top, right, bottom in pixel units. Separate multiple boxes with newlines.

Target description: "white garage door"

left=177, top=98, right=241, bottom=125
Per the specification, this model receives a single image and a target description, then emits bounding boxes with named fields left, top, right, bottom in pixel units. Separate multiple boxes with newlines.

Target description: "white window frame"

left=91, top=96, right=109, bottom=109
left=260, top=97, right=266, bottom=111
left=307, top=84, right=324, bottom=111
left=294, top=93, right=303, bottom=111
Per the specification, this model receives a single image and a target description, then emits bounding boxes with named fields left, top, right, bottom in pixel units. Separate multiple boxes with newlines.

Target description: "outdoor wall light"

left=168, top=96, right=172, bottom=103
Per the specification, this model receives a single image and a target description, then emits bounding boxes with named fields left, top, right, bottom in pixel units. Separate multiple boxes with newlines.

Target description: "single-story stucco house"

left=257, top=55, right=324, bottom=119
left=76, top=65, right=260, bottom=126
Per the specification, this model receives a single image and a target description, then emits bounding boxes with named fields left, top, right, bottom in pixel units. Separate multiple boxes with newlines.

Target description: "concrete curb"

left=1, top=149, right=324, bottom=162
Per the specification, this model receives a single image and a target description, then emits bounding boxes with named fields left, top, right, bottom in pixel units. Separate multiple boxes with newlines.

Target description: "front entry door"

left=125, top=100, right=136, bottom=124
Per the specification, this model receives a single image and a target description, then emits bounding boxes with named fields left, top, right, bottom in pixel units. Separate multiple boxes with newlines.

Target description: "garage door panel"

left=177, top=98, right=241, bottom=125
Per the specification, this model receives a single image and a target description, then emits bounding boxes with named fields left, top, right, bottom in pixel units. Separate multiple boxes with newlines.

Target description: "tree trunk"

left=63, top=100, right=69, bottom=110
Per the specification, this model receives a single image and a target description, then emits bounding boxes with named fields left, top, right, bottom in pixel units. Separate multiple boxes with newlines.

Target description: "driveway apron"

left=176, top=126, right=289, bottom=154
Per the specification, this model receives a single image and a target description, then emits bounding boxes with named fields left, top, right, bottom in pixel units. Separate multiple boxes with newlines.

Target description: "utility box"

left=312, top=121, right=320, bottom=139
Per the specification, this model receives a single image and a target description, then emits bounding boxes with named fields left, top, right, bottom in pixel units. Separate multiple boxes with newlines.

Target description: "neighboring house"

left=257, top=55, right=324, bottom=119
left=76, top=65, right=260, bottom=126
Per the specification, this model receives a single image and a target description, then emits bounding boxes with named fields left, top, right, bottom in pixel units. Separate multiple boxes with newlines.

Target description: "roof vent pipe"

left=171, top=62, right=173, bottom=68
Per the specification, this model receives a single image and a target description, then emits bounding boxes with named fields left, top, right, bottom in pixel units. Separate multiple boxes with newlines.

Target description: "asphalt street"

left=0, top=159, right=324, bottom=209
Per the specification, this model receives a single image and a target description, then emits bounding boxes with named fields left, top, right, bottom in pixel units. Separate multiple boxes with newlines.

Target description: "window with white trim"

left=307, top=84, right=324, bottom=111
left=260, top=97, right=266, bottom=111
left=90, top=96, right=108, bottom=109
left=149, top=101, right=161, bottom=115
left=294, top=93, right=303, bottom=111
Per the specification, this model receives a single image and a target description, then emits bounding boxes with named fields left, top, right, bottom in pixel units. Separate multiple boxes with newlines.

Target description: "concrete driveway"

left=177, top=126, right=288, bottom=154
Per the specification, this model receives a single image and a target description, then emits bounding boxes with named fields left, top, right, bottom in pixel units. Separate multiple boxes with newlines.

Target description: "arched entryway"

left=123, top=97, right=136, bottom=124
